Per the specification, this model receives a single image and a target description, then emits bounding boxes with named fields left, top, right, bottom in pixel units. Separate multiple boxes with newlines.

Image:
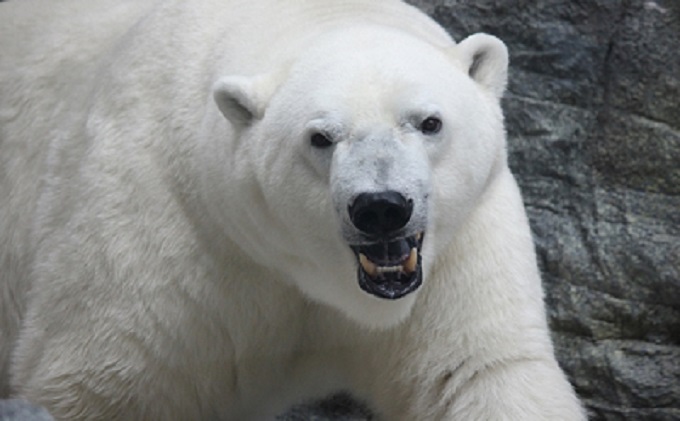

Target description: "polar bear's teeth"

left=359, top=253, right=378, bottom=277
left=403, top=247, right=418, bottom=274
left=376, top=265, right=403, bottom=274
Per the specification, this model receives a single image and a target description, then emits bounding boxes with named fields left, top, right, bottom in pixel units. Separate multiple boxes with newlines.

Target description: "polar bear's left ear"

left=456, top=33, right=508, bottom=99
left=213, top=74, right=278, bottom=126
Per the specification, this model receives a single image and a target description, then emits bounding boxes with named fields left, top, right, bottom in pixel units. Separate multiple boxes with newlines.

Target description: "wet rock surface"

left=0, top=399, right=54, bottom=421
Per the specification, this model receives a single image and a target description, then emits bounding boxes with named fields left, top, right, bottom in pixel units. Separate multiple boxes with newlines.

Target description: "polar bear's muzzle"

left=347, top=191, right=424, bottom=300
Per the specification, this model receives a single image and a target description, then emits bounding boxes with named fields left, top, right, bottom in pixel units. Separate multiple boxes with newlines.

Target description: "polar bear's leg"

left=443, top=359, right=586, bottom=420
left=361, top=355, right=585, bottom=420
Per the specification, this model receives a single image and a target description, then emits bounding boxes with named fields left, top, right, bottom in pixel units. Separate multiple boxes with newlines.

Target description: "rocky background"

left=283, top=0, right=680, bottom=420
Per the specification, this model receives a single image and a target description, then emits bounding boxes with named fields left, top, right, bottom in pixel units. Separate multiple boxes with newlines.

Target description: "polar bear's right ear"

left=456, top=33, right=509, bottom=99
left=212, top=74, right=278, bottom=126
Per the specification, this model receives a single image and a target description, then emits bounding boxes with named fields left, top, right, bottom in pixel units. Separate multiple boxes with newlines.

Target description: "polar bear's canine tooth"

left=403, top=247, right=418, bottom=274
left=359, top=253, right=378, bottom=277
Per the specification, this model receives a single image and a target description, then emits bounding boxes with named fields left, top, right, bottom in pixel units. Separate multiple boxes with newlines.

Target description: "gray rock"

left=0, top=400, right=53, bottom=421
left=277, top=393, right=373, bottom=421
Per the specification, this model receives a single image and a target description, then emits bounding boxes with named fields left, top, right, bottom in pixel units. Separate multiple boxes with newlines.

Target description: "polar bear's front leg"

left=350, top=323, right=585, bottom=420
left=355, top=310, right=586, bottom=421
left=379, top=358, right=585, bottom=420
left=441, top=358, right=586, bottom=420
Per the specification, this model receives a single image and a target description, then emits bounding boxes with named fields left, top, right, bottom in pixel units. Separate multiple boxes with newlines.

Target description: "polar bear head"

left=204, top=28, right=508, bottom=328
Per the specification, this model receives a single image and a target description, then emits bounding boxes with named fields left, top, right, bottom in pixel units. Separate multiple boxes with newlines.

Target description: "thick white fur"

left=0, top=0, right=585, bottom=419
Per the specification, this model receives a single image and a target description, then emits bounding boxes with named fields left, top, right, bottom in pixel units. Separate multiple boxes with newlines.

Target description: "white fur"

left=0, top=0, right=585, bottom=419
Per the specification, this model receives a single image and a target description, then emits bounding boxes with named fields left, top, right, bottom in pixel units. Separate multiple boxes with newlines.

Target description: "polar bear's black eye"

left=310, top=132, right=333, bottom=148
left=419, top=117, right=442, bottom=135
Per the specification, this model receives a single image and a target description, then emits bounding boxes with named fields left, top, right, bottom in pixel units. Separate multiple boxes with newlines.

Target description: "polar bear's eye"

left=310, top=132, right=333, bottom=148
left=419, top=117, right=442, bottom=135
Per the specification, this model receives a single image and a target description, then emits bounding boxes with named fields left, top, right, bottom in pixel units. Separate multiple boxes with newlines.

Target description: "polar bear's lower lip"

left=351, top=233, right=424, bottom=300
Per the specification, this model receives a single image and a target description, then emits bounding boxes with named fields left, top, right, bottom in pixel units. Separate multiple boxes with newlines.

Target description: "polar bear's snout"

left=328, top=131, right=430, bottom=300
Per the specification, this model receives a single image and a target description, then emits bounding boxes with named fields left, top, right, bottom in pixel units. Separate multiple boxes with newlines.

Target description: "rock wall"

left=407, top=0, right=680, bottom=419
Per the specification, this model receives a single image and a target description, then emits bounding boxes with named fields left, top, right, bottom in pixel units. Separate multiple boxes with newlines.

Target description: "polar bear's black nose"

left=349, top=191, right=413, bottom=237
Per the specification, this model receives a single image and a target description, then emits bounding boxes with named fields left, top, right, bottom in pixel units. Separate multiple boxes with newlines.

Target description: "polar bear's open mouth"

left=350, top=233, right=423, bottom=300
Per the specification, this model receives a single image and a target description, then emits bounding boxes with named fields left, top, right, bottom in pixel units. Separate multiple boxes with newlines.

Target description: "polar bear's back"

left=0, top=0, right=157, bottom=396
left=0, top=0, right=157, bottom=169
left=0, top=0, right=160, bottom=214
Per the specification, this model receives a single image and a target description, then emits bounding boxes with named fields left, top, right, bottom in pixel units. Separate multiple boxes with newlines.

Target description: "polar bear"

left=0, top=0, right=585, bottom=419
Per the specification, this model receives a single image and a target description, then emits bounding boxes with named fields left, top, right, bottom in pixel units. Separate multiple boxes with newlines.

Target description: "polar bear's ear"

left=456, top=33, right=508, bottom=99
left=212, top=74, right=278, bottom=126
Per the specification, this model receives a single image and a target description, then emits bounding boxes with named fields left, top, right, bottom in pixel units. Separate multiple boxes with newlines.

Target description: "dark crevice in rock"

left=584, top=0, right=631, bottom=316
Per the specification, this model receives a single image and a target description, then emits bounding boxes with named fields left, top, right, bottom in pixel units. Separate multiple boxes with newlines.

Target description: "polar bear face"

left=207, top=28, right=508, bottom=327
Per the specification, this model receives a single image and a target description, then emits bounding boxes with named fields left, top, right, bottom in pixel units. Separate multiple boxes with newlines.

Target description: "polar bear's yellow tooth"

left=359, top=253, right=378, bottom=277
left=403, top=247, right=418, bottom=273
